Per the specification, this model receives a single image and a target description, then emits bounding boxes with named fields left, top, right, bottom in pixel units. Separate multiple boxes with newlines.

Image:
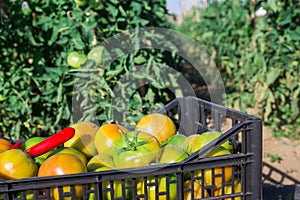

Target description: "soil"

left=262, top=125, right=300, bottom=186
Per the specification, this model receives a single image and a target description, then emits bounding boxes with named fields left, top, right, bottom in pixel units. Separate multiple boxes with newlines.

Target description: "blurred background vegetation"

left=0, top=0, right=299, bottom=140
left=177, top=0, right=300, bottom=139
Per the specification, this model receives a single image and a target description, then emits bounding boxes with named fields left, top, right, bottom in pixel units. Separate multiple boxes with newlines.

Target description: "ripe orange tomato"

left=38, top=154, right=87, bottom=200
left=136, top=113, right=176, bottom=144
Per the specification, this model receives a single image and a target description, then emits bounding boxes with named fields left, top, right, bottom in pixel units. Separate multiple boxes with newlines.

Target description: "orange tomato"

left=184, top=180, right=209, bottom=199
left=195, top=146, right=233, bottom=188
left=214, top=179, right=242, bottom=199
left=38, top=154, right=87, bottom=200
left=50, top=147, right=88, bottom=166
left=0, top=138, right=12, bottom=153
left=136, top=113, right=176, bottom=144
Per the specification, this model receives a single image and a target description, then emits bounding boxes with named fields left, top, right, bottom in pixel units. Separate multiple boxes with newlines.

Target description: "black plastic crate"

left=0, top=96, right=262, bottom=200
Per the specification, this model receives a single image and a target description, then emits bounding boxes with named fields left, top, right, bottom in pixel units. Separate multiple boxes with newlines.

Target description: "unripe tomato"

left=67, top=51, right=87, bottom=68
left=38, top=154, right=87, bottom=200
left=159, top=144, right=188, bottom=164
left=197, top=131, right=233, bottom=153
left=183, top=132, right=233, bottom=155
left=0, top=149, right=37, bottom=179
left=94, top=123, right=129, bottom=157
left=113, top=131, right=161, bottom=169
left=87, top=46, right=104, bottom=65
left=87, top=154, right=114, bottom=172
left=88, top=0, right=104, bottom=9
left=74, top=0, right=87, bottom=7
left=23, top=137, right=53, bottom=159
left=136, top=113, right=176, bottom=144
left=162, top=134, right=186, bottom=150
left=64, top=122, right=99, bottom=159
left=182, top=134, right=201, bottom=154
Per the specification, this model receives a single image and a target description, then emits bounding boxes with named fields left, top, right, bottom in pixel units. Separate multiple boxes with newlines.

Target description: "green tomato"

left=182, top=134, right=201, bottom=155
left=159, top=144, right=188, bottom=164
left=87, top=46, right=104, bottom=65
left=182, top=132, right=233, bottom=155
left=34, top=156, right=45, bottom=167
left=113, top=131, right=161, bottom=169
left=88, top=0, right=104, bottom=9
left=198, top=131, right=233, bottom=153
left=67, top=51, right=87, bottom=68
left=23, top=137, right=53, bottom=160
left=74, top=0, right=87, bottom=7
left=162, top=134, right=186, bottom=150
left=87, top=154, right=115, bottom=172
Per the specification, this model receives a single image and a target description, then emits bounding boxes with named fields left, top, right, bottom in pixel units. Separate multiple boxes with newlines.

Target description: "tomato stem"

left=118, top=130, right=150, bottom=152
left=119, top=129, right=131, bottom=146
left=133, top=129, right=138, bottom=144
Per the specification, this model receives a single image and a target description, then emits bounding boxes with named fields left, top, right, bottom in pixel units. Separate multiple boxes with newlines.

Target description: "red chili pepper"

left=8, top=141, right=23, bottom=150
left=24, top=127, right=75, bottom=157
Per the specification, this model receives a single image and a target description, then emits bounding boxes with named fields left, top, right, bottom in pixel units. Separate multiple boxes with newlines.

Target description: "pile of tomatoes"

left=0, top=112, right=240, bottom=200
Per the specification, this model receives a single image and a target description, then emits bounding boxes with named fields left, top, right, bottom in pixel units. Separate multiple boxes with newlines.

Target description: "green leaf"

left=278, top=15, right=291, bottom=26
left=267, top=0, right=278, bottom=12
left=134, top=55, right=146, bottom=64
left=56, top=36, right=68, bottom=45
left=108, top=4, right=118, bottom=17
left=25, top=30, right=42, bottom=46
left=266, top=68, right=281, bottom=86
left=82, top=25, right=95, bottom=45
left=119, top=5, right=127, bottom=16
left=288, top=29, right=300, bottom=41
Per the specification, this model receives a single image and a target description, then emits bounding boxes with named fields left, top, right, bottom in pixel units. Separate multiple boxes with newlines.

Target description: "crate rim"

left=160, top=96, right=261, bottom=120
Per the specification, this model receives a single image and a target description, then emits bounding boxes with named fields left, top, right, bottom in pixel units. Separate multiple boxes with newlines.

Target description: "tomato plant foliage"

left=178, top=0, right=300, bottom=139
left=0, top=0, right=179, bottom=139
